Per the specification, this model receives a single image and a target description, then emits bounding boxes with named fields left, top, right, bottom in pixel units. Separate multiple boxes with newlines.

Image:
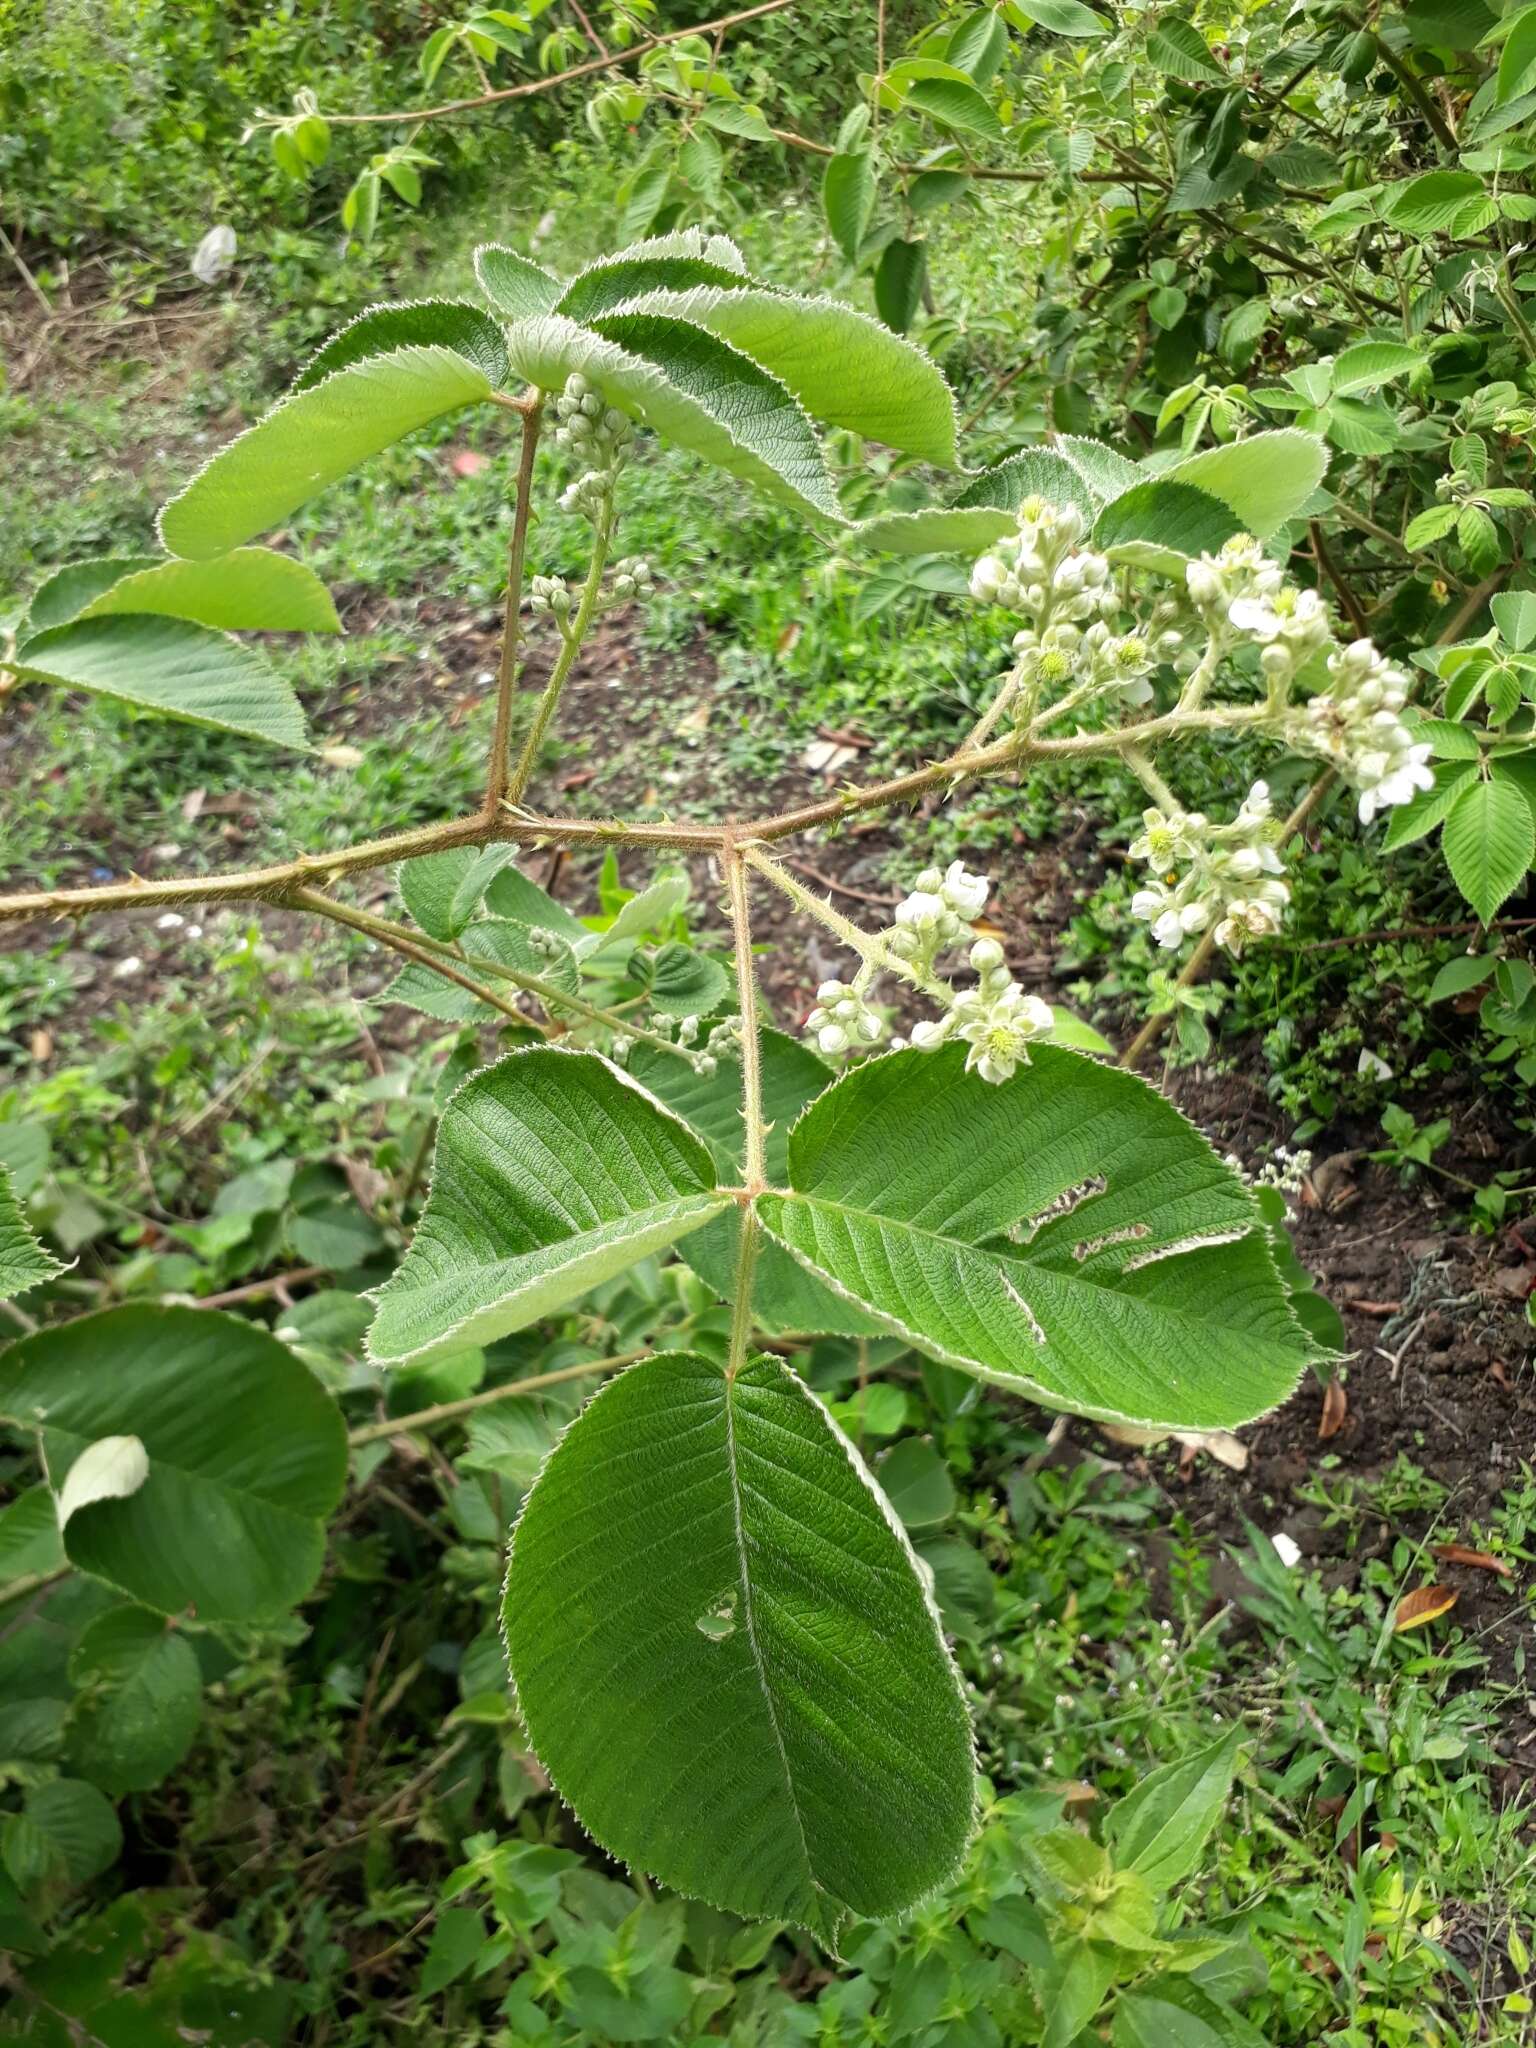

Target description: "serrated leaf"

left=824, top=150, right=876, bottom=261
left=66, top=1608, right=202, bottom=1796
left=1056, top=434, right=1143, bottom=502
left=757, top=1047, right=1314, bottom=1432
left=1094, top=479, right=1241, bottom=573
left=0, top=1305, right=346, bottom=1620
left=26, top=556, right=158, bottom=633
left=1383, top=169, right=1488, bottom=234
left=1155, top=430, right=1328, bottom=538
left=875, top=238, right=928, bottom=336
left=1498, top=4, right=1536, bottom=99
left=3, top=1780, right=121, bottom=1895
left=474, top=242, right=563, bottom=321
left=381, top=918, right=577, bottom=1021
left=854, top=448, right=1096, bottom=555
left=1147, top=15, right=1226, bottom=79
left=292, top=299, right=510, bottom=392
left=503, top=1349, right=975, bottom=1939
left=159, top=345, right=496, bottom=559
left=1329, top=340, right=1422, bottom=395
left=368, top=1049, right=728, bottom=1366
left=602, top=283, right=960, bottom=466
left=1442, top=777, right=1534, bottom=920
left=14, top=615, right=309, bottom=749
left=556, top=253, right=757, bottom=323
left=641, top=942, right=730, bottom=1017
left=0, top=1166, right=62, bottom=1305
left=1493, top=588, right=1536, bottom=649
left=1011, top=0, right=1109, bottom=35
left=502, top=312, right=842, bottom=522
left=56, top=548, right=340, bottom=634
left=1381, top=759, right=1476, bottom=849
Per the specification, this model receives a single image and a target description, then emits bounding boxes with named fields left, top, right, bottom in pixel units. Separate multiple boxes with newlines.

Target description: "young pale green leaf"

left=1104, top=1726, right=1247, bottom=1890
left=1094, top=479, right=1241, bottom=573
left=14, top=615, right=309, bottom=750
left=503, top=1349, right=976, bottom=1939
left=1492, top=587, right=1536, bottom=649
left=853, top=448, right=1097, bottom=555
left=1155, top=430, right=1328, bottom=538
left=503, top=312, right=843, bottom=521
left=0, top=1305, right=347, bottom=1620
left=758, top=1046, right=1315, bottom=1431
left=0, top=1167, right=62, bottom=1304
left=824, top=150, right=877, bottom=261
left=1442, top=776, right=1535, bottom=921
left=599, top=285, right=961, bottom=467
left=630, top=1028, right=884, bottom=1338
left=1056, top=433, right=1143, bottom=503
left=292, top=299, right=510, bottom=391
left=474, top=243, right=563, bottom=322
left=159, top=346, right=496, bottom=558
left=59, top=548, right=340, bottom=634
left=66, top=1607, right=203, bottom=1796
left=368, top=1048, right=729, bottom=1367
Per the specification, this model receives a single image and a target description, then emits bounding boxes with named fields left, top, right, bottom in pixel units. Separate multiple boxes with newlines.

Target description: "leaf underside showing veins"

left=503, top=1349, right=975, bottom=1943
left=758, top=1046, right=1317, bottom=1432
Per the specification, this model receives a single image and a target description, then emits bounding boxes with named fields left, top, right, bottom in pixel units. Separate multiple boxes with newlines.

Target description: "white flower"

left=952, top=983, right=1054, bottom=1083
left=939, top=861, right=990, bottom=921
left=894, top=889, right=948, bottom=931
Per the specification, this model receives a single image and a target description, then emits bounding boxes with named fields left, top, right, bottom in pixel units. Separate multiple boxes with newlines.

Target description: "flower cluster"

left=552, top=372, right=633, bottom=522
left=1289, top=639, right=1433, bottom=821
left=1129, top=781, right=1290, bottom=955
left=908, top=937, right=1054, bottom=1084
left=609, top=1009, right=738, bottom=1078
left=1184, top=534, right=1286, bottom=633
left=969, top=499, right=1112, bottom=621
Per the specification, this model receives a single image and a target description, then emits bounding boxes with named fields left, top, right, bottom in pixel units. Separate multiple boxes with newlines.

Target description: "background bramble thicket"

left=1, top=1, right=1535, bottom=2042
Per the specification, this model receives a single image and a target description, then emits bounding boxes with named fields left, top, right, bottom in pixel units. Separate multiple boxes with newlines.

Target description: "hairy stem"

left=485, top=396, right=544, bottom=816
left=505, top=490, right=616, bottom=806
left=348, top=1350, right=645, bottom=1446
left=742, top=845, right=950, bottom=1003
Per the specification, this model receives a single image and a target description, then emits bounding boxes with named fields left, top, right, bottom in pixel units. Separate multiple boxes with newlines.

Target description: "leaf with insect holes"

left=591, top=284, right=961, bottom=466
left=0, top=1166, right=62, bottom=1305
left=1441, top=776, right=1534, bottom=921
left=0, top=1306, right=346, bottom=1620
left=30, top=548, right=340, bottom=635
left=503, top=312, right=843, bottom=521
left=14, top=615, right=309, bottom=749
left=368, top=1049, right=730, bottom=1367
left=158, top=345, right=497, bottom=558
left=757, top=1047, right=1317, bottom=1431
left=503, top=1349, right=975, bottom=1941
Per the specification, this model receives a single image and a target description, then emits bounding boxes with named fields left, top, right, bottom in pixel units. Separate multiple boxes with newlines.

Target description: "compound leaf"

left=14, top=615, right=309, bottom=749
left=367, top=1049, right=729, bottom=1366
left=758, top=1047, right=1314, bottom=1431
left=0, top=1305, right=347, bottom=1621
left=504, top=1349, right=975, bottom=1939
left=159, top=345, right=497, bottom=558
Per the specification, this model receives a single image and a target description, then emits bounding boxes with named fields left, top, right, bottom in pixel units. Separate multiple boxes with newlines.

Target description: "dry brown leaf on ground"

left=1393, top=1584, right=1459, bottom=1632
left=1318, top=1375, right=1348, bottom=1441
left=1432, top=1544, right=1514, bottom=1579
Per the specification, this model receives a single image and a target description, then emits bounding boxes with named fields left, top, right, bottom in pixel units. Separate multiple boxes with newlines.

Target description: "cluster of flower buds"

left=1128, top=781, right=1290, bottom=956
left=529, top=573, right=573, bottom=623
left=802, top=861, right=1055, bottom=1085
left=609, top=1008, right=738, bottom=1077
left=552, top=372, right=634, bottom=523
left=907, top=937, right=1055, bottom=1085
left=1288, top=639, right=1433, bottom=822
left=969, top=498, right=1112, bottom=623
left=1184, top=534, right=1284, bottom=632
left=605, top=556, right=653, bottom=608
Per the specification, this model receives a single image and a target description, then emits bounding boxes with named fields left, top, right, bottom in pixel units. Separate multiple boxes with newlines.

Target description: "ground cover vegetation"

left=0, top=1, right=1534, bottom=2042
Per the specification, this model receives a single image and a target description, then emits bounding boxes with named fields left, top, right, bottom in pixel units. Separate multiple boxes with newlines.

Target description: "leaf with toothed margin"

left=503, top=1348, right=975, bottom=1941
left=501, top=312, right=843, bottom=522
left=474, top=243, right=563, bottom=323
left=853, top=447, right=1107, bottom=554
left=605, top=227, right=748, bottom=272
left=158, top=345, right=497, bottom=559
left=1152, top=429, right=1329, bottom=539
left=757, top=1046, right=1319, bottom=1432
left=366, top=1048, right=730, bottom=1367
left=31, top=548, right=341, bottom=634
left=0, top=1165, right=62, bottom=1305
left=13, top=614, right=309, bottom=749
left=1093, top=479, right=1243, bottom=574
left=554, top=254, right=763, bottom=323
left=290, top=299, right=511, bottom=391
left=588, top=284, right=960, bottom=465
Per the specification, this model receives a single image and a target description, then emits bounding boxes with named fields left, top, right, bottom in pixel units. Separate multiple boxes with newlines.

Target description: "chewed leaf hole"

left=696, top=1589, right=738, bottom=1642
